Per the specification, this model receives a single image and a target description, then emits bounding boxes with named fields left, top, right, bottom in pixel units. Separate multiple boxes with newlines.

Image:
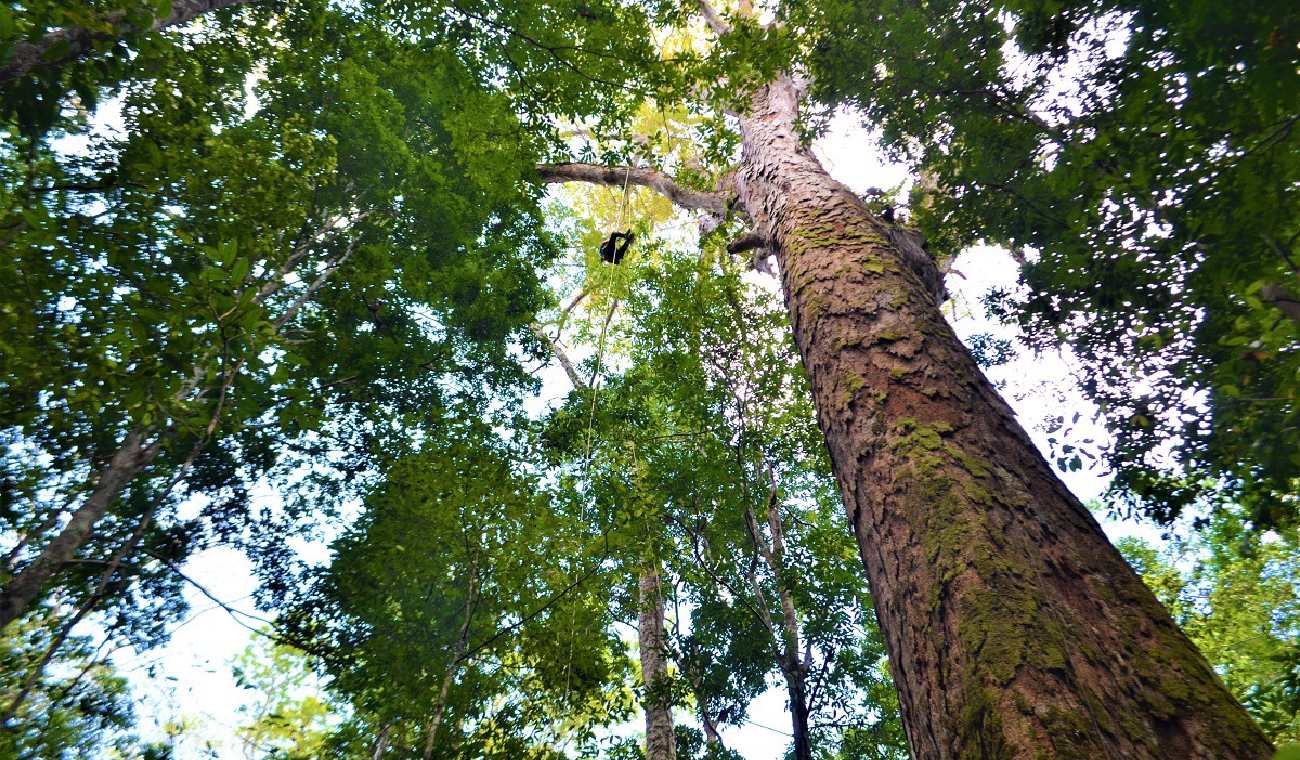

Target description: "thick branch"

left=1260, top=283, right=1300, bottom=323
left=727, top=231, right=767, bottom=255
left=537, top=163, right=728, bottom=213
left=0, top=0, right=250, bottom=85
left=0, top=431, right=158, bottom=630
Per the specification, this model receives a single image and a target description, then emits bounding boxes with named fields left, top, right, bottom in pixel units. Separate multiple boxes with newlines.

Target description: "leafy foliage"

left=232, top=636, right=334, bottom=759
left=1, top=0, right=650, bottom=740
left=276, top=416, right=640, bottom=757
left=537, top=247, right=908, bottom=758
left=0, top=603, right=138, bottom=757
left=3, top=0, right=1295, bottom=754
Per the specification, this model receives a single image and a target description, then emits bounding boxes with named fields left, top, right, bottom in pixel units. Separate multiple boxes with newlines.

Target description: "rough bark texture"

left=734, top=75, right=1272, bottom=759
left=0, top=430, right=158, bottom=630
left=638, top=563, right=677, bottom=760
left=0, top=0, right=250, bottom=85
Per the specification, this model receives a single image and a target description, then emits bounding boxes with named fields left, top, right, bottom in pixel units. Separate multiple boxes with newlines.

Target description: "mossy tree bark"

left=733, top=74, right=1272, bottom=759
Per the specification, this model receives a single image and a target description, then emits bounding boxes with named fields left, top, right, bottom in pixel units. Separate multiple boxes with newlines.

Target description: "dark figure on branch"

left=599, top=231, right=634, bottom=264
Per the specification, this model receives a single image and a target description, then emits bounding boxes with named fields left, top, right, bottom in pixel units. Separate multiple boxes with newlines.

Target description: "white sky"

left=99, top=109, right=1169, bottom=759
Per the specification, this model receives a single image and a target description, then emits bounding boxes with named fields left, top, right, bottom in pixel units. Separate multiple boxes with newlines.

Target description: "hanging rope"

left=582, top=300, right=618, bottom=462
left=555, top=175, right=632, bottom=745
left=616, top=164, right=631, bottom=230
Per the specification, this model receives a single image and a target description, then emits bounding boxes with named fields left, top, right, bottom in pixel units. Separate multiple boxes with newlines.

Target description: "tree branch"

left=537, top=163, right=729, bottom=213
left=530, top=323, right=585, bottom=389
left=1260, top=283, right=1300, bottom=323
left=695, top=0, right=732, bottom=35
left=0, top=0, right=251, bottom=85
left=727, top=231, right=767, bottom=255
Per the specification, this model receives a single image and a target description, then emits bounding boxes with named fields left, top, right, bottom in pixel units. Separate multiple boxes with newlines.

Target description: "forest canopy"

left=0, top=0, right=1296, bottom=758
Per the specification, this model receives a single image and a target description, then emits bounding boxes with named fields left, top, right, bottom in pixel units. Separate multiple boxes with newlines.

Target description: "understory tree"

left=536, top=247, right=908, bottom=759
left=276, top=416, right=642, bottom=758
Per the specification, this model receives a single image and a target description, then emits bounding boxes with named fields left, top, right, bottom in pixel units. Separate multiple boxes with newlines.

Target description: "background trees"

left=1117, top=507, right=1300, bottom=745
left=1, top=0, right=1296, bottom=757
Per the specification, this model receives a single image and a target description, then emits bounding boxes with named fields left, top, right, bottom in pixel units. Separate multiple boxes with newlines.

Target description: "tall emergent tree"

left=3, top=0, right=1293, bottom=757
left=534, top=2, right=1275, bottom=756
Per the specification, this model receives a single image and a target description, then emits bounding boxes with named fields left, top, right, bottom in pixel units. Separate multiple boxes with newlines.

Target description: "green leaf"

left=229, top=257, right=250, bottom=285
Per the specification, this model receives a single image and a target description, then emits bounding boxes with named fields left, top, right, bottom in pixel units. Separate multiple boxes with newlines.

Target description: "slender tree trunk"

left=0, top=243, right=348, bottom=633
left=0, top=430, right=157, bottom=630
left=372, top=723, right=392, bottom=760
left=638, top=562, right=676, bottom=760
left=783, top=672, right=812, bottom=760
left=683, top=663, right=724, bottom=749
left=734, top=75, right=1272, bottom=759
left=420, top=667, right=455, bottom=760
left=0, top=0, right=252, bottom=85
left=746, top=489, right=813, bottom=760
left=422, top=553, right=478, bottom=760
left=701, top=711, right=722, bottom=746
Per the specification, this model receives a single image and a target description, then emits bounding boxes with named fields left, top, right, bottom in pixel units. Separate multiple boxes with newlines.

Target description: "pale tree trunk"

left=638, top=562, right=676, bottom=760
left=0, top=429, right=158, bottom=629
left=0, top=242, right=352, bottom=633
left=372, top=723, right=392, bottom=760
left=732, top=74, right=1272, bottom=759
left=0, top=0, right=252, bottom=85
left=420, top=669, right=456, bottom=760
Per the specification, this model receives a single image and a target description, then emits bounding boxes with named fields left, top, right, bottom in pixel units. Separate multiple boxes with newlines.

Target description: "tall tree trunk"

left=734, top=75, right=1272, bottom=759
left=0, top=0, right=251, bottom=85
left=638, top=562, right=676, bottom=760
left=0, top=430, right=157, bottom=630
